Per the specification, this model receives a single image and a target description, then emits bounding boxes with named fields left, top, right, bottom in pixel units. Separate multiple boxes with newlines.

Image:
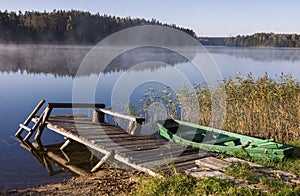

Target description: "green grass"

left=225, top=161, right=258, bottom=184
left=228, top=142, right=300, bottom=176
left=132, top=144, right=300, bottom=195
left=133, top=166, right=300, bottom=196
left=134, top=174, right=264, bottom=196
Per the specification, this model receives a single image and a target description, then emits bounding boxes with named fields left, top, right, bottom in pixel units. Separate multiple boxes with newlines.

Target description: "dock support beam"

left=60, top=139, right=71, bottom=150
left=91, top=152, right=112, bottom=172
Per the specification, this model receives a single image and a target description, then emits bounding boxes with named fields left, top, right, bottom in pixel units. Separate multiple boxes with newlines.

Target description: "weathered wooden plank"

left=186, top=167, right=229, bottom=179
left=111, top=143, right=175, bottom=154
left=76, top=128, right=128, bottom=136
left=133, top=154, right=178, bottom=165
left=159, top=158, right=199, bottom=173
left=113, top=153, right=161, bottom=177
left=137, top=150, right=205, bottom=165
left=92, top=139, right=166, bottom=151
left=80, top=133, right=134, bottom=141
left=115, top=141, right=168, bottom=150
left=124, top=144, right=185, bottom=156
left=92, top=136, right=163, bottom=145
left=132, top=148, right=202, bottom=164
left=140, top=158, right=176, bottom=168
left=223, top=157, right=300, bottom=184
left=171, top=153, right=204, bottom=165
left=174, top=162, right=199, bottom=171
left=195, top=157, right=231, bottom=171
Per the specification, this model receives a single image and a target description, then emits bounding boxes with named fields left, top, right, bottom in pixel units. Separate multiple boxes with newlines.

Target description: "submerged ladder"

left=15, top=99, right=46, bottom=141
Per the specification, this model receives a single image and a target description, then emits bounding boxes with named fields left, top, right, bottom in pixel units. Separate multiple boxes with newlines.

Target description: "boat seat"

left=204, top=136, right=240, bottom=145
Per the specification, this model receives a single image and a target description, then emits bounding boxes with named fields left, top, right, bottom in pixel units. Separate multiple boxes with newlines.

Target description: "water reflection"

left=0, top=45, right=188, bottom=76
left=207, top=46, right=300, bottom=63
left=17, top=138, right=100, bottom=177
left=1, top=44, right=300, bottom=78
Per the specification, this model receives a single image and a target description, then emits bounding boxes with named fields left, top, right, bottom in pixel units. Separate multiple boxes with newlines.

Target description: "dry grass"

left=139, top=73, right=300, bottom=143
left=219, top=73, right=300, bottom=142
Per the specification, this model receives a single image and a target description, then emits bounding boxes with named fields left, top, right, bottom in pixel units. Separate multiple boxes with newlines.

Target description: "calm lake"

left=1, top=44, right=300, bottom=189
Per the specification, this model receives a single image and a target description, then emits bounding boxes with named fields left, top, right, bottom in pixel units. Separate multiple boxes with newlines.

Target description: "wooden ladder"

left=15, top=100, right=47, bottom=141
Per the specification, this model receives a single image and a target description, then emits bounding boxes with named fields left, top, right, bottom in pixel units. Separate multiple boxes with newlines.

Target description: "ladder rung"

left=19, top=124, right=32, bottom=132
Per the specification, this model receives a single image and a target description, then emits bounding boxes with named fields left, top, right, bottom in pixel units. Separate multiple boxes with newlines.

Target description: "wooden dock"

left=15, top=100, right=212, bottom=176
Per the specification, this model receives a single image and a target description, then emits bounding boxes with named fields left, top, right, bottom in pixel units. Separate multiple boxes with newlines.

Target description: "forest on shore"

left=1, top=10, right=300, bottom=47
left=0, top=10, right=196, bottom=44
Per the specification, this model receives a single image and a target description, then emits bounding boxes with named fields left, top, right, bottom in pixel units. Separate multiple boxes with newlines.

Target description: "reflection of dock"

left=15, top=100, right=211, bottom=177
left=17, top=139, right=99, bottom=176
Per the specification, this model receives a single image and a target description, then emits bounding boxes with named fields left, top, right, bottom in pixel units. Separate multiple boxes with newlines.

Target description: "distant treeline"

left=225, top=33, right=300, bottom=48
left=0, top=10, right=197, bottom=44
left=201, top=33, right=300, bottom=48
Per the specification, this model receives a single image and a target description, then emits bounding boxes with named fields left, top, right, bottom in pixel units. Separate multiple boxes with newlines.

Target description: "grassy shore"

left=4, top=146, right=300, bottom=196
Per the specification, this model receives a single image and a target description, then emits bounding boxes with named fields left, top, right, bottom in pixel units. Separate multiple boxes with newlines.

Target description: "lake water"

left=1, top=44, right=300, bottom=189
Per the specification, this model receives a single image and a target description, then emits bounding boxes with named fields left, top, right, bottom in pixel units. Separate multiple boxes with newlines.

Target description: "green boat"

left=157, top=119, right=294, bottom=160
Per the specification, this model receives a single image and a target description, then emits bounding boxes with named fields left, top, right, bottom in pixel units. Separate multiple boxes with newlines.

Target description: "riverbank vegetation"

left=139, top=73, right=300, bottom=143
left=222, top=73, right=300, bottom=143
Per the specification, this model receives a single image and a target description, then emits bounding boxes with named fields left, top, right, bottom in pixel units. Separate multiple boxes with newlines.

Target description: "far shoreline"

left=1, top=42, right=300, bottom=50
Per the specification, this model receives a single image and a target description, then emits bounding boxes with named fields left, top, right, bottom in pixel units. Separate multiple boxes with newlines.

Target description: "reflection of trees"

left=0, top=45, right=88, bottom=77
left=0, top=45, right=188, bottom=77
left=207, top=46, right=300, bottom=62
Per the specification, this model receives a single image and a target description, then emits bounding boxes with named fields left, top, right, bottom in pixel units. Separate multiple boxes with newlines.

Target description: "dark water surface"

left=1, top=44, right=300, bottom=189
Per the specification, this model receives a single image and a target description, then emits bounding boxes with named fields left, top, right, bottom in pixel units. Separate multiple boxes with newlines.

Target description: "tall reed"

left=139, top=73, right=300, bottom=142
left=201, top=73, right=300, bottom=142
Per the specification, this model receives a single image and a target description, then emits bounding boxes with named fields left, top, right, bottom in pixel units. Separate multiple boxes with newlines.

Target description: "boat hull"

left=157, top=119, right=294, bottom=160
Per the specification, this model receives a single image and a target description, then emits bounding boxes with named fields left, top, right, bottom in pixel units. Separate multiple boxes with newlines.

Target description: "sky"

left=0, top=0, right=300, bottom=37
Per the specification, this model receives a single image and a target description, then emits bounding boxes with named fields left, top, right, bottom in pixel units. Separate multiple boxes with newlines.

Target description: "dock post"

left=128, top=119, right=144, bottom=135
left=92, top=109, right=104, bottom=123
